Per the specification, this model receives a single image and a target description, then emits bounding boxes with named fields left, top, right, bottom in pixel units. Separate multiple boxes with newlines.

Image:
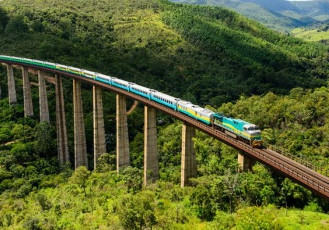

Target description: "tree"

left=0, top=7, right=9, bottom=33
left=70, top=166, right=90, bottom=197
left=34, top=122, right=56, bottom=158
left=120, top=166, right=143, bottom=194
left=116, top=192, right=157, bottom=230
left=4, top=15, right=28, bottom=34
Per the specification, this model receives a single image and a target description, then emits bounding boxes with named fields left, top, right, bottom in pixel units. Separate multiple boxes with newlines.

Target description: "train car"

left=0, top=55, right=11, bottom=61
left=112, top=78, right=130, bottom=91
left=31, top=59, right=44, bottom=68
left=43, top=61, right=56, bottom=69
left=129, top=83, right=151, bottom=99
left=96, top=73, right=112, bottom=84
left=56, top=64, right=69, bottom=72
left=150, top=91, right=178, bottom=110
left=177, top=101, right=214, bottom=125
left=82, top=70, right=96, bottom=79
left=67, top=66, right=82, bottom=76
left=213, top=114, right=262, bottom=147
left=21, top=58, right=34, bottom=65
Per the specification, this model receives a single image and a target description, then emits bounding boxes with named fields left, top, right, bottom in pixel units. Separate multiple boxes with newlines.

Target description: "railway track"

left=2, top=59, right=329, bottom=200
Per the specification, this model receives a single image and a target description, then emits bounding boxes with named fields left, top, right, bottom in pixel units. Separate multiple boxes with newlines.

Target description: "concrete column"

left=73, top=79, right=88, bottom=168
left=181, top=123, right=197, bottom=187
left=55, top=75, right=69, bottom=165
left=144, top=106, right=159, bottom=186
left=38, top=71, right=50, bottom=123
left=238, top=152, right=255, bottom=172
left=7, top=64, right=17, bottom=104
left=116, top=93, right=129, bottom=172
left=93, top=86, right=106, bottom=169
left=22, top=67, right=34, bottom=117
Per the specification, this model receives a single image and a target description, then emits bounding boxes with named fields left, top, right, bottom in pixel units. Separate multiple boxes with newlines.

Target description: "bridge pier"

left=38, top=71, right=50, bottom=123
left=22, top=67, right=34, bottom=117
left=55, top=75, right=69, bottom=165
left=181, top=123, right=197, bottom=187
left=7, top=64, right=17, bottom=105
left=116, top=93, right=130, bottom=172
left=73, top=79, right=88, bottom=168
left=238, top=152, right=255, bottom=172
left=144, top=106, right=159, bottom=186
left=93, top=86, right=106, bottom=169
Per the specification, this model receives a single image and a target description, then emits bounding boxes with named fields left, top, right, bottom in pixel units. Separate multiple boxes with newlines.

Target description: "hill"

left=171, top=0, right=329, bottom=32
left=291, top=24, right=329, bottom=43
left=0, top=0, right=328, bottom=107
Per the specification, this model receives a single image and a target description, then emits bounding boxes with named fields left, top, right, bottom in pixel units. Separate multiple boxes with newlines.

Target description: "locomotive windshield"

left=244, top=125, right=260, bottom=131
left=249, top=126, right=259, bottom=130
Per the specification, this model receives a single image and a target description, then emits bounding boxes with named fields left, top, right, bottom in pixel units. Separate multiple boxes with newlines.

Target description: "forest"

left=0, top=0, right=329, bottom=229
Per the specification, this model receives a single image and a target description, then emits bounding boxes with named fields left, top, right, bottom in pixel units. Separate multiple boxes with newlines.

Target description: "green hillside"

left=0, top=0, right=328, bottom=106
left=291, top=25, right=329, bottom=43
left=171, top=0, right=329, bottom=33
left=171, top=0, right=308, bottom=32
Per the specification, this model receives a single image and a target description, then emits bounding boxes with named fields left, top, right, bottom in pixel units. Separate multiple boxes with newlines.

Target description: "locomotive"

left=0, top=55, right=263, bottom=147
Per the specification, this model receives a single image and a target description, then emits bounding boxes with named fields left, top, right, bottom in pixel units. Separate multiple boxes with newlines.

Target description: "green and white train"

left=0, top=55, right=263, bottom=147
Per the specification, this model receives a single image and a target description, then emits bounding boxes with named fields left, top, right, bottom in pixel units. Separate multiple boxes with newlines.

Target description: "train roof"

left=129, top=83, right=151, bottom=92
left=224, top=117, right=250, bottom=125
left=112, top=78, right=129, bottom=84
left=83, top=70, right=96, bottom=75
left=152, top=91, right=179, bottom=102
left=96, top=73, right=111, bottom=78
left=178, top=100, right=215, bottom=116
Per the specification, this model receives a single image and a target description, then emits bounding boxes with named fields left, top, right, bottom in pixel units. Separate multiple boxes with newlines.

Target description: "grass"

left=279, top=209, right=329, bottom=230
left=291, top=28, right=329, bottom=42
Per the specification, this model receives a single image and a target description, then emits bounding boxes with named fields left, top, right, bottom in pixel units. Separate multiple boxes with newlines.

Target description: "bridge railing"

left=266, top=144, right=329, bottom=177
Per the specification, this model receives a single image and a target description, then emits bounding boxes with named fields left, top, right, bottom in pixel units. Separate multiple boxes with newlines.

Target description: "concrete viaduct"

left=1, top=60, right=329, bottom=200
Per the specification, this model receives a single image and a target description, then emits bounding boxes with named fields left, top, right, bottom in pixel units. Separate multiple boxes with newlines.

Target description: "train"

left=0, top=55, right=263, bottom=147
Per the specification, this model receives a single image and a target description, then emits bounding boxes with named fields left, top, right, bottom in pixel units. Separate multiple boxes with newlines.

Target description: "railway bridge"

left=1, top=56, right=329, bottom=200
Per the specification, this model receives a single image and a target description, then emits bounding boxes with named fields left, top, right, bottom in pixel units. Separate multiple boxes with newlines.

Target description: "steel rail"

left=2, top=59, right=329, bottom=200
left=263, top=148, right=329, bottom=185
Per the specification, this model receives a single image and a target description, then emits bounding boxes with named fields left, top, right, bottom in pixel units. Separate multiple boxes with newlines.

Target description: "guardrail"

left=266, top=145, right=329, bottom=177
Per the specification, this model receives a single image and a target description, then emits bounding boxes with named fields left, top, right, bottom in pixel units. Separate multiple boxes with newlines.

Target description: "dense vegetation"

left=1, top=0, right=329, bottom=229
left=1, top=84, right=329, bottom=229
left=0, top=0, right=328, bottom=106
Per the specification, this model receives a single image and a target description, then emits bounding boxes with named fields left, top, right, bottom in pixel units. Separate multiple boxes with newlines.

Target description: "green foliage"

left=120, top=166, right=143, bottom=194
left=95, top=153, right=116, bottom=172
left=235, top=205, right=283, bottom=230
left=34, top=122, right=56, bottom=158
left=4, top=15, right=28, bottom=34
left=115, top=191, right=157, bottom=230
left=70, top=166, right=90, bottom=196
left=0, top=7, right=9, bottom=33
left=0, top=0, right=328, bottom=106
